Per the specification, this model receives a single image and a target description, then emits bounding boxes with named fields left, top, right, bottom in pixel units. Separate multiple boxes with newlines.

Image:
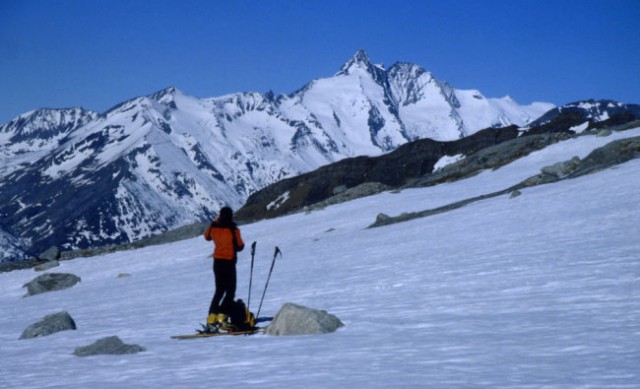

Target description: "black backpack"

left=229, top=299, right=256, bottom=331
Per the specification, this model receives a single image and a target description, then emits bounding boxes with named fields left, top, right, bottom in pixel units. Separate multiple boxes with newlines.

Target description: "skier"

left=204, top=206, right=245, bottom=329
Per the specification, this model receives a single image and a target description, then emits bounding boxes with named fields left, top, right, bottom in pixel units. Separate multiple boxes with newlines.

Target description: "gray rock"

left=332, top=184, right=348, bottom=195
left=375, top=213, right=391, bottom=223
left=509, top=190, right=522, bottom=199
left=73, top=336, right=146, bottom=357
left=23, top=273, right=81, bottom=297
left=34, top=260, right=60, bottom=272
left=265, top=303, right=344, bottom=336
left=541, top=156, right=581, bottom=179
left=39, top=246, right=60, bottom=261
left=20, top=311, right=76, bottom=339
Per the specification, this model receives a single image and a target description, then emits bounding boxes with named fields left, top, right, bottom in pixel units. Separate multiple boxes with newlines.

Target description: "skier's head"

left=218, top=206, right=233, bottom=225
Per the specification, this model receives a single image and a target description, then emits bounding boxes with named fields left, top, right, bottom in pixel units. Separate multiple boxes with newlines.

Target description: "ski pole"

left=257, top=246, right=281, bottom=319
left=247, top=241, right=257, bottom=310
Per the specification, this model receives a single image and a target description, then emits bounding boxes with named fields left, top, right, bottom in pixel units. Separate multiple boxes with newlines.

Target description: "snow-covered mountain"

left=0, top=50, right=562, bottom=261
left=0, top=107, right=99, bottom=176
left=528, top=99, right=640, bottom=128
left=2, top=125, right=639, bottom=387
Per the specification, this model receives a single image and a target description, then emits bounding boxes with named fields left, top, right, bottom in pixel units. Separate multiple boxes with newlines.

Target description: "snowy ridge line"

left=371, top=134, right=640, bottom=228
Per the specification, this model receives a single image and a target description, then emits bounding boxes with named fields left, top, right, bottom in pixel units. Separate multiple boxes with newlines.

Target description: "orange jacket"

left=204, top=222, right=245, bottom=260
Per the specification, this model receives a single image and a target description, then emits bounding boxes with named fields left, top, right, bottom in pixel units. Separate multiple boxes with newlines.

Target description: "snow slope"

left=1, top=128, right=639, bottom=388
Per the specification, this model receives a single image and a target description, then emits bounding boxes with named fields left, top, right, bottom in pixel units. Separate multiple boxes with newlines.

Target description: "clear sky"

left=1, top=0, right=639, bottom=124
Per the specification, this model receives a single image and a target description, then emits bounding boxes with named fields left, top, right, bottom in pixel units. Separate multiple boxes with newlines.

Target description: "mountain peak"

left=352, top=49, right=370, bottom=63
left=337, top=49, right=373, bottom=75
left=149, top=86, right=183, bottom=101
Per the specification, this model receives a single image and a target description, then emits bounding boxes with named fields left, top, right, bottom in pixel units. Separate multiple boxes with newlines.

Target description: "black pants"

left=209, top=259, right=236, bottom=316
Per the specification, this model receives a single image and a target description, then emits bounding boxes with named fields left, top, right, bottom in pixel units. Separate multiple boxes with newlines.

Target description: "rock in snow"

left=73, top=336, right=145, bottom=357
left=22, top=273, right=81, bottom=297
left=266, top=303, right=344, bottom=336
left=19, top=311, right=76, bottom=339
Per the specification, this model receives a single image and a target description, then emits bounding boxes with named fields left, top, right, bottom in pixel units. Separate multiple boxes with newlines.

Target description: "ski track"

left=1, top=129, right=639, bottom=388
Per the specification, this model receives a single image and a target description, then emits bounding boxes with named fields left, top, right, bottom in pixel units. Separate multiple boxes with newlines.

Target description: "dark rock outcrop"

left=238, top=114, right=640, bottom=222
left=369, top=135, right=640, bottom=228
left=237, top=125, right=521, bottom=221
left=409, top=132, right=572, bottom=188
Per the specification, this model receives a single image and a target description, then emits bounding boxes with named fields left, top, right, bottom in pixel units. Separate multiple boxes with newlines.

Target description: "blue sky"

left=1, top=0, right=638, bottom=124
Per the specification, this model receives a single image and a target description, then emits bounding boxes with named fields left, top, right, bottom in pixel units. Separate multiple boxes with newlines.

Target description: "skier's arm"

left=235, top=229, right=245, bottom=252
left=204, top=224, right=213, bottom=241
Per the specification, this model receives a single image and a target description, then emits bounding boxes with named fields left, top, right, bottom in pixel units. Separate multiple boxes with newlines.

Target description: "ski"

left=171, top=317, right=273, bottom=340
left=171, top=328, right=262, bottom=340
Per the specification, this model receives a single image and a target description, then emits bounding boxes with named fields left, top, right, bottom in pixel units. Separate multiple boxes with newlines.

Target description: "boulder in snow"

left=73, top=336, right=146, bottom=357
left=23, top=273, right=81, bottom=297
left=265, top=303, right=344, bottom=336
left=19, top=311, right=77, bottom=339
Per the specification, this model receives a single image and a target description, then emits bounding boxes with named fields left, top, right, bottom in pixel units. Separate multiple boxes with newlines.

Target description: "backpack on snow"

left=230, top=299, right=255, bottom=331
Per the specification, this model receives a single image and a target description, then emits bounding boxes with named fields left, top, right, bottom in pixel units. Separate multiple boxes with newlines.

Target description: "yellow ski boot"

left=216, top=314, right=233, bottom=331
left=205, top=313, right=219, bottom=333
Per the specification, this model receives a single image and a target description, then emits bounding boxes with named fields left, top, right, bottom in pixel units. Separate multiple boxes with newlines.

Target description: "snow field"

left=1, top=129, right=639, bottom=387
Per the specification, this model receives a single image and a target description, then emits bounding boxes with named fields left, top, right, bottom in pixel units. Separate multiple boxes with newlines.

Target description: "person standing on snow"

left=204, top=206, right=245, bottom=328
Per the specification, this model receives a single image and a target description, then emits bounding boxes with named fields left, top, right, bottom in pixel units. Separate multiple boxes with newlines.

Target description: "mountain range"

left=1, top=50, right=637, bottom=263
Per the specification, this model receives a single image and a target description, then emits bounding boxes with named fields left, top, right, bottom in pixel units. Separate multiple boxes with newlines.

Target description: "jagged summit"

left=337, top=49, right=372, bottom=74
left=149, top=86, right=187, bottom=103
left=336, top=49, right=386, bottom=80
